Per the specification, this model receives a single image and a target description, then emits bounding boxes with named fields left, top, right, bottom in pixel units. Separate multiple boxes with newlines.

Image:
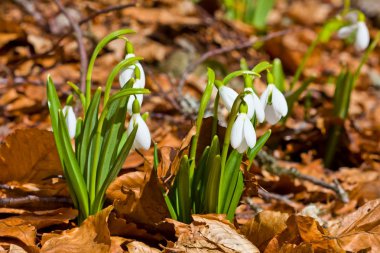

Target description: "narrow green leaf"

left=226, top=170, right=244, bottom=221
left=252, top=61, right=272, bottom=74
left=222, top=70, right=260, bottom=85
left=252, top=0, right=275, bottom=30
left=177, top=155, right=191, bottom=223
left=272, top=58, right=285, bottom=92
left=204, top=155, right=221, bottom=213
left=247, top=130, right=271, bottom=166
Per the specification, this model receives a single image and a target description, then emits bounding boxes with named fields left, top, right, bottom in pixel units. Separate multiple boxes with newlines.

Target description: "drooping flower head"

left=230, top=102, right=256, bottom=153
left=243, top=87, right=265, bottom=123
left=337, top=11, right=370, bottom=51
left=62, top=105, right=77, bottom=139
left=126, top=99, right=151, bottom=150
left=260, top=84, right=288, bottom=124
left=218, top=84, right=238, bottom=112
left=119, top=42, right=146, bottom=113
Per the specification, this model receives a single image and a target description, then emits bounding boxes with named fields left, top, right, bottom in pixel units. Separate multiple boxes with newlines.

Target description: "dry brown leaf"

left=265, top=215, right=344, bottom=253
left=0, top=218, right=39, bottom=253
left=168, top=214, right=259, bottom=252
left=41, top=206, right=113, bottom=253
left=110, top=236, right=128, bottom=253
left=126, top=241, right=161, bottom=253
left=0, top=129, right=62, bottom=184
left=241, top=211, right=289, bottom=252
left=329, top=199, right=380, bottom=252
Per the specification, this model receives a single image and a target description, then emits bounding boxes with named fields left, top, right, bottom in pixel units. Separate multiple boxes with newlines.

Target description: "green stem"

left=290, top=34, right=321, bottom=90
left=86, top=29, right=135, bottom=110
left=211, top=92, right=220, bottom=140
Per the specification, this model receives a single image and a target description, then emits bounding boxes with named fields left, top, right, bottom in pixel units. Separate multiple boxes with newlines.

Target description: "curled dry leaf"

left=329, top=198, right=380, bottom=253
left=40, top=206, right=113, bottom=253
left=0, top=218, right=39, bottom=253
left=126, top=241, right=161, bottom=253
left=265, top=215, right=344, bottom=253
left=167, top=214, right=259, bottom=253
left=241, top=211, right=289, bottom=252
left=0, top=129, right=62, bottom=184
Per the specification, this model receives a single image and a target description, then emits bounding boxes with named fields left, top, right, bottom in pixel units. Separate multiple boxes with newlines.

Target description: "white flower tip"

left=355, top=22, right=370, bottom=51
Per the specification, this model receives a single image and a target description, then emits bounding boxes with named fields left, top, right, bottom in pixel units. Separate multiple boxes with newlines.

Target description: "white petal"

left=119, top=66, right=135, bottom=88
left=260, top=84, right=272, bottom=107
left=244, top=118, right=256, bottom=148
left=265, top=105, right=282, bottom=124
left=252, top=93, right=265, bottom=123
left=230, top=114, right=245, bottom=149
left=219, top=86, right=238, bottom=112
left=134, top=115, right=151, bottom=150
left=337, top=24, right=357, bottom=39
left=135, top=62, right=146, bottom=88
left=355, top=22, right=370, bottom=51
left=63, top=106, right=77, bottom=139
left=236, top=139, right=248, bottom=153
left=271, top=86, right=288, bottom=117
left=243, top=93, right=255, bottom=119
left=127, top=113, right=137, bottom=136
left=127, top=93, right=144, bottom=114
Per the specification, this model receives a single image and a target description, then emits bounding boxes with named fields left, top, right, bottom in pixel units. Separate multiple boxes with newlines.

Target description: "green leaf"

left=252, top=61, right=272, bottom=74
left=247, top=130, right=271, bottom=166
left=192, top=146, right=210, bottom=213
left=252, top=0, right=275, bottom=30
left=226, top=170, right=244, bottom=221
left=272, top=58, right=285, bottom=92
left=222, top=70, right=260, bottom=85
left=286, top=77, right=314, bottom=121
left=204, top=154, right=221, bottom=213
left=177, top=155, right=191, bottom=223
left=218, top=150, right=243, bottom=213
left=77, top=88, right=102, bottom=183
left=320, top=19, right=345, bottom=43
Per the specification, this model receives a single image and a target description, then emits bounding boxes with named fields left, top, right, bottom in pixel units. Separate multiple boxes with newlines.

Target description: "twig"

left=13, top=0, right=46, bottom=27
left=177, top=29, right=292, bottom=95
left=0, top=195, right=72, bottom=207
left=258, top=188, right=302, bottom=210
left=79, top=2, right=136, bottom=25
left=257, top=151, right=349, bottom=203
left=53, top=0, right=88, bottom=93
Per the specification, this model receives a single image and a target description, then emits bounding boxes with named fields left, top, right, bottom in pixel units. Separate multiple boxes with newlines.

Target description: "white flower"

left=243, top=88, right=265, bottom=122
left=338, top=21, right=369, bottom=51
left=231, top=113, right=256, bottom=153
left=218, top=85, right=238, bottom=112
left=119, top=53, right=146, bottom=113
left=127, top=113, right=151, bottom=150
left=260, top=84, right=288, bottom=124
left=62, top=105, right=77, bottom=139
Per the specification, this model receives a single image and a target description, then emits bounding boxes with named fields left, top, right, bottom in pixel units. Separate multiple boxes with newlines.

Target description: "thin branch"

left=53, top=0, right=88, bottom=93
left=177, top=29, right=292, bottom=95
left=257, top=151, right=349, bottom=203
left=258, top=188, right=302, bottom=210
left=79, top=2, right=136, bottom=25
left=0, top=195, right=72, bottom=207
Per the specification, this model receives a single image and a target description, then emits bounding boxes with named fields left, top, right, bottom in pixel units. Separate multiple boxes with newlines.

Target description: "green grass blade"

left=247, top=129, right=271, bottom=166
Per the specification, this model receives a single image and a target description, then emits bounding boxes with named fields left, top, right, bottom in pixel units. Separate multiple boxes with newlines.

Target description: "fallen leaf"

left=41, top=206, right=113, bottom=253
left=265, top=215, right=344, bottom=253
left=241, top=211, right=289, bottom=252
left=329, top=199, right=380, bottom=252
left=0, top=129, right=62, bottom=184
left=126, top=241, right=161, bottom=253
left=168, top=214, right=260, bottom=252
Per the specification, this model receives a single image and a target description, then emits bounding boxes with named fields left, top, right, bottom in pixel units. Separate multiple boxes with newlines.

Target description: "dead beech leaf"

left=126, top=241, right=161, bottom=253
left=169, top=214, right=259, bottom=252
left=0, top=218, right=39, bottom=253
left=241, top=211, right=289, bottom=252
left=41, top=206, right=113, bottom=253
left=329, top=198, right=380, bottom=252
left=265, top=215, right=344, bottom=253
left=0, top=129, right=62, bottom=184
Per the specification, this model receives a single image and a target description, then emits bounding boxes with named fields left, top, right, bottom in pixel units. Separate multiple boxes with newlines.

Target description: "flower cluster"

left=63, top=45, right=151, bottom=151
left=216, top=77, right=287, bottom=153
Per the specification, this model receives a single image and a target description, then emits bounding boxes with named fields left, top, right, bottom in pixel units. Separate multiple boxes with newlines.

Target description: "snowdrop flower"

left=230, top=103, right=256, bottom=153
left=337, top=13, right=369, bottom=51
left=260, top=84, right=288, bottom=124
left=119, top=53, right=146, bottom=113
left=62, top=105, right=77, bottom=139
left=243, top=88, right=265, bottom=123
left=126, top=99, right=151, bottom=150
left=216, top=84, right=238, bottom=112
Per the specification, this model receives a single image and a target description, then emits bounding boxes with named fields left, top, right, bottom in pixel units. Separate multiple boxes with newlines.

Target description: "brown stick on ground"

left=257, top=151, right=349, bottom=203
left=53, top=0, right=88, bottom=92
left=0, top=195, right=72, bottom=208
left=177, top=29, right=292, bottom=96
